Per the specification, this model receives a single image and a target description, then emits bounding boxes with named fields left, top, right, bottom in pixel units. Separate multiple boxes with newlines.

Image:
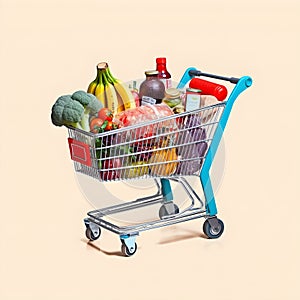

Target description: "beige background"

left=1, top=0, right=299, bottom=299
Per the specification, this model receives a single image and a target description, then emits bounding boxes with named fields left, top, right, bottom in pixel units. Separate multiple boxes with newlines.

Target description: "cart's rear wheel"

left=121, top=243, right=137, bottom=257
left=159, top=202, right=179, bottom=219
left=85, top=226, right=101, bottom=241
left=203, top=218, right=224, bottom=239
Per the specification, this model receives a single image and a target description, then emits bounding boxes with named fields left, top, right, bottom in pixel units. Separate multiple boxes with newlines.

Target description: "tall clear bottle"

left=156, top=57, right=172, bottom=89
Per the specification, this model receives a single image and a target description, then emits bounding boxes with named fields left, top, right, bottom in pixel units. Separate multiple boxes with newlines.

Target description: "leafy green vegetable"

left=71, top=90, right=103, bottom=130
left=51, top=90, right=103, bottom=131
left=51, top=95, right=85, bottom=130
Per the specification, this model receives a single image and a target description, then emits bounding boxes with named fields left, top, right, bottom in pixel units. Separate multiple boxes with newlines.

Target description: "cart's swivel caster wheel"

left=121, top=243, right=137, bottom=257
left=85, top=225, right=101, bottom=241
left=203, top=218, right=224, bottom=239
left=159, top=202, right=179, bottom=219
left=120, top=235, right=138, bottom=257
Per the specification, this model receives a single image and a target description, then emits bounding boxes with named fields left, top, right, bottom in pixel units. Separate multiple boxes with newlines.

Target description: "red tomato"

left=105, top=121, right=113, bottom=131
left=98, top=108, right=113, bottom=121
left=90, top=117, right=104, bottom=133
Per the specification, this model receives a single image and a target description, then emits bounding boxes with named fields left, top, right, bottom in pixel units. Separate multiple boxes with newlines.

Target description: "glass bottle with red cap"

left=156, top=57, right=172, bottom=89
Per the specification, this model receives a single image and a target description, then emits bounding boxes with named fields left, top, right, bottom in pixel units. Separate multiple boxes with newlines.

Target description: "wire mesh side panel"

left=68, top=103, right=225, bottom=182
left=174, top=105, right=223, bottom=176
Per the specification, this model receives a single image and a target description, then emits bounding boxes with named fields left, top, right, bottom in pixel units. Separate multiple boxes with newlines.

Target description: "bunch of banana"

left=87, top=62, right=136, bottom=114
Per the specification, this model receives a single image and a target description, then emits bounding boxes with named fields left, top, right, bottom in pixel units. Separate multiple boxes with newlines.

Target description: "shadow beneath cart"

left=158, top=228, right=207, bottom=245
left=81, top=228, right=207, bottom=255
left=82, top=239, right=124, bottom=257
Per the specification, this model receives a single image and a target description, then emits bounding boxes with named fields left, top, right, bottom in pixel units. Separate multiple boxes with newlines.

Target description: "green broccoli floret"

left=51, top=90, right=103, bottom=131
left=51, top=95, right=85, bottom=130
left=71, top=90, right=103, bottom=130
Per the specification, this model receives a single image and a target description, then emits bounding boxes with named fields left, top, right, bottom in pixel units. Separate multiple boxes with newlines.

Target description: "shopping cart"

left=67, top=67, right=252, bottom=256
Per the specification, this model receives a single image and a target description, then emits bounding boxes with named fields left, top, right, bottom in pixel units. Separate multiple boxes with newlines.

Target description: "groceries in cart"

left=51, top=58, right=229, bottom=181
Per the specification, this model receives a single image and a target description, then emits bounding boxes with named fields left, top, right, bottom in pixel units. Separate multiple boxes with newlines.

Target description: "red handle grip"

left=189, top=78, right=228, bottom=101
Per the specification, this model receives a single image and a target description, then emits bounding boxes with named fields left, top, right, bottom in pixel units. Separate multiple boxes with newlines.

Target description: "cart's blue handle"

left=200, top=75, right=252, bottom=215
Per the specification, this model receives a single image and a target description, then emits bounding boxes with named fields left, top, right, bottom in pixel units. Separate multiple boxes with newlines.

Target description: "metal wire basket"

left=68, top=102, right=225, bottom=182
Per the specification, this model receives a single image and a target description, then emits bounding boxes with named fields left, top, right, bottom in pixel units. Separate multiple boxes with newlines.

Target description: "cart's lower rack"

left=86, top=207, right=208, bottom=236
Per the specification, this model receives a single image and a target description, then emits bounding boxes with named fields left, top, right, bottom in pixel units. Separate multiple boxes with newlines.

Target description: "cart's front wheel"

left=85, top=226, right=101, bottom=241
left=203, top=218, right=224, bottom=239
left=159, top=202, right=179, bottom=219
left=121, top=243, right=137, bottom=257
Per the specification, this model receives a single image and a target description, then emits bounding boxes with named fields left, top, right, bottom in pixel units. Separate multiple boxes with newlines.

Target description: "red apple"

left=100, top=158, right=121, bottom=181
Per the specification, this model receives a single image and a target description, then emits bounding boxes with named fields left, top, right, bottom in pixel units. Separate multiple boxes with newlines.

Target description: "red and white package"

left=115, top=104, right=177, bottom=139
left=115, top=104, right=173, bottom=127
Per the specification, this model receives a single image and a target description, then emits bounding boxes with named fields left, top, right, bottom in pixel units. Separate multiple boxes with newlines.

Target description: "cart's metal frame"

left=70, top=68, right=252, bottom=256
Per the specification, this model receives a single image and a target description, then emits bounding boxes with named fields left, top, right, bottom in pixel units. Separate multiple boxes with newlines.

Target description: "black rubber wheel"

left=121, top=243, right=137, bottom=257
left=203, top=218, right=224, bottom=239
left=85, top=226, right=101, bottom=241
left=159, top=202, right=179, bottom=219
